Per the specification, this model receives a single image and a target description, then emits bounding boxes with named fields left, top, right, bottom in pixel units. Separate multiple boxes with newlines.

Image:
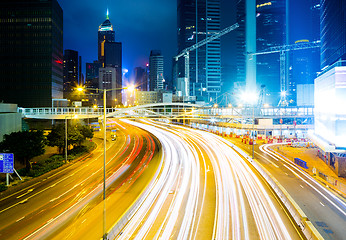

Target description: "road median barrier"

left=105, top=149, right=163, bottom=240
left=226, top=140, right=324, bottom=240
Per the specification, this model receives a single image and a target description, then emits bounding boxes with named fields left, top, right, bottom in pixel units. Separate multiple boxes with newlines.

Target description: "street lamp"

left=65, top=114, right=78, bottom=163
left=241, top=92, right=258, bottom=159
left=76, top=85, right=134, bottom=240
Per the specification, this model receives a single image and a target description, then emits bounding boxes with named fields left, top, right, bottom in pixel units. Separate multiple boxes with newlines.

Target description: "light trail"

left=13, top=121, right=155, bottom=240
left=113, top=121, right=300, bottom=240
left=260, top=144, right=346, bottom=217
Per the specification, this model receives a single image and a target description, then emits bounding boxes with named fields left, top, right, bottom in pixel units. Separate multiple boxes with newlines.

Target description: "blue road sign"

left=0, top=153, right=14, bottom=173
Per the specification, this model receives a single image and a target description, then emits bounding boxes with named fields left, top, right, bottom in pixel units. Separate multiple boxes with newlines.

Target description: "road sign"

left=0, top=153, right=14, bottom=173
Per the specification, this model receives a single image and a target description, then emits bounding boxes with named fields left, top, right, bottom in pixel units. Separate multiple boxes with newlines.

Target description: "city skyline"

left=59, top=0, right=177, bottom=79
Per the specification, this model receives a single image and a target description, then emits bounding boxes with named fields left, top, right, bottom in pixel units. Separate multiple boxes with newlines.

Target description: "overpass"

left=18, top=103, right=314, bottom=120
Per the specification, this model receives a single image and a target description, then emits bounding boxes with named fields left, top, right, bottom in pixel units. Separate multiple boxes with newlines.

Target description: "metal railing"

left=18, top=105, right=315, bottom=120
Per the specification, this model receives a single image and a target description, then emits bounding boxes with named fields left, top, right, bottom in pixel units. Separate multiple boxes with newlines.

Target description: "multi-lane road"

left=255, top=144, right=346, bottom=240
left=109, top=120, right=303, bottom=239
left=1, top=119, right=345, bottom=239
left=0, top=120, right=160, bottom=239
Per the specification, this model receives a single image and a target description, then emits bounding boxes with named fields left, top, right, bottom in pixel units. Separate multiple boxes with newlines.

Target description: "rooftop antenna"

left=106, top=8, right=109, bottom=19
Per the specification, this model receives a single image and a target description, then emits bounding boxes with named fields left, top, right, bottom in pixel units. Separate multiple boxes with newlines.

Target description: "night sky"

left=59, top=0, right=234, bottom=83
left=59, top=0, right=177, bottom=81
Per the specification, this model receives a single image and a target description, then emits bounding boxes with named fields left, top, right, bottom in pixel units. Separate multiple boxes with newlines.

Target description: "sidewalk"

left=272, top=144, right=346, bottom=198
left=223, top=133, right=346, bottom=198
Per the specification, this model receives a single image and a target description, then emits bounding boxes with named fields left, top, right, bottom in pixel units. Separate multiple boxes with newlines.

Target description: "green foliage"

left=0, top=184, right=8, bottom=192
left=47, top=122, right=94, bottom=153
left=47, top=124, right=65, bottom=153
left=78, top=124, right=94, bottom=139
left=28, top=155, right=64, bottom=177
left=0, top=131, right=46, bottom=170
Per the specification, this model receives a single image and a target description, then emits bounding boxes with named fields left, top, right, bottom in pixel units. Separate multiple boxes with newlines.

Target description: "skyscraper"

left=0, top=0, right=63, bottom=107
left=97, top=11, right=122, bottom=103
left=134, top=67, right=148, bottom=91
left=99, top=67, right=117, bottom=107
left=86, top=61, right=102, bottom=89
left=98, top=12, right=115, bottom=66
left=63, top=49, right=79, bottom=99
left=149, top=50, right=164, bottom=91
left=312, top=0, right=346, bottom=172
left=288, top=0, right=320, bottom=105
left=177, top=0, right=221, bottom=102
left=256, top=1, right=286, bottom=103
left=320, top=0, right=346, bottom=68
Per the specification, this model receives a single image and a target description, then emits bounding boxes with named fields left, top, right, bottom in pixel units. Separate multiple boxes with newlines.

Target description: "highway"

left=0, top=120, right=160, bottom=240
left=254, top=143, right=346, bottom=240
left=110, top=120, right=304, bottom=240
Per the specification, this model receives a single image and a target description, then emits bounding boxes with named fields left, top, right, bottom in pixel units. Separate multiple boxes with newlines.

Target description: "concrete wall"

left=0, top=103, right=22, bottom=142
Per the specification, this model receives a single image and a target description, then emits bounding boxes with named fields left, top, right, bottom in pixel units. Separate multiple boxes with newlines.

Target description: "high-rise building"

left=177, top=0, right=221, bottom=102
left=79, top=55, right=83, bottom=84
left=134, top=67, right=148, bottom=91
left=98, top=12, right=115, bottom=66
left=98, top=12, right=122, bottom=102
left=99, top=67, right=117, bottom=107
left=104, top=42, right=122, bottom=99
left=256, top=1, right=286, bottom=104
left=63, top=49, right=79, bottom=99
left=235, top=0, right=246, bottom=94
left=149, top=50, right=164, bottom=91
left=288, top=0, right=320, bottom=105
left=86, top=61, right=102, bottom=89
left=312, top=0, right=346, bottom=171
left=0, top=0, right=63, bottom=107
left=320, top=0, right=346, bottom=68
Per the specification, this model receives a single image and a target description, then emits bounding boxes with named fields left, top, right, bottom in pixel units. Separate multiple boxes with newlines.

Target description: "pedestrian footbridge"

left=18, top=103, right=314, bottom=121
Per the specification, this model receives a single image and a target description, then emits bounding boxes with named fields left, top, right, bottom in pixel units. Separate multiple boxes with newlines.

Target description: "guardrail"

left=18, top=106, right=315, bottom=120
left=105, top=149, right=164, bottom=239
left=228, top=142, right=323, bottom=240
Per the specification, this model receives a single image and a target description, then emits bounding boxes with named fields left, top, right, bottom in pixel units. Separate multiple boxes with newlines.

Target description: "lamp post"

left=65, top=115, right=78, bottom=163
left=77, top=85, right=134, bottom=240
left=241, top=92, right=257, bottom=159
left=252, top=104, right=255, bottom=159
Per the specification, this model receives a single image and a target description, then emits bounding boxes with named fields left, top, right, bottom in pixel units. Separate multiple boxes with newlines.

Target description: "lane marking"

left=16, top=216, right=25, bottom=222
left=320, top=202, right=325, bottom=207
left=300, top=185, right=304, bottom=189
left=16, top=189, right=34, bottom=199
left=255, top=151, right=279, bottom=168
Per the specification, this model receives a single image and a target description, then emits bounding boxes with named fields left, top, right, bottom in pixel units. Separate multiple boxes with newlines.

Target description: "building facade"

left=288, top=0, right=320, bottom=105
left=256, top=0, right=286, bottom=104
left=99, top=67, right=117, bottom=107
left=320, top=0, right=346, bottom=68
left=0, top=0, right=63, bottom=107
left=149, top=50, right=164, bottom=91
left=63, top=49, right=79, bottom=99
left=98, top=16, right=115, bottom=66
left=97, top=13, right=122, bottom=103
left=177, top=0, right=221, bottom=103
left=134, top=67, right=148, bottom=91
left=312, top=0, right=346, bottom=177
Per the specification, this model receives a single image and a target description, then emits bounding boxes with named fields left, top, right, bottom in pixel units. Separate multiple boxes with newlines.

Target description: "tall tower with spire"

left=97, top=9, right=123, bottom=106
left=98, top=9, right=115, bottom=66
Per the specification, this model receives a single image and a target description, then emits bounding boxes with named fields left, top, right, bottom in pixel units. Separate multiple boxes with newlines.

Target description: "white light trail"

left=113, top=121, right=297, bottom=240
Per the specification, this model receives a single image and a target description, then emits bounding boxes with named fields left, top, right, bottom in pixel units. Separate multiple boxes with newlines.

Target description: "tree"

left=0, top=131, right=46, bottom=170
left=47, top=124, right=65, bottom=154
left=47, top=122, right=94, bottom=153
left=77, top=124, right=94, bottom=141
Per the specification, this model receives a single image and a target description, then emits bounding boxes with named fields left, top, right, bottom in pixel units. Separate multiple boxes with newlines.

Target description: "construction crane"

left=175, top=22, right=239, bottom=97
left=248, top=40, right=321, bottom=106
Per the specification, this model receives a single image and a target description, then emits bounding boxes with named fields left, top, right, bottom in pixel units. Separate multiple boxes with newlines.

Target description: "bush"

left=0, top=184, right=8, bottom=192
left=15, top=140, right=95, bottom=178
